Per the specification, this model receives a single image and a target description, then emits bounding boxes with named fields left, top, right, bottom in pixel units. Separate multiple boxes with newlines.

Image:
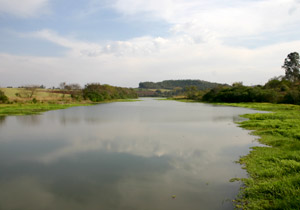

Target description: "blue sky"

left=1, top=0, right=300, bottom=87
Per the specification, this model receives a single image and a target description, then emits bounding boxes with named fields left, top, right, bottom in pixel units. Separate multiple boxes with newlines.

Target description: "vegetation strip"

left=0, top=103, right=91, bottom=116
left=0, top=83, right=140, bottom=117
left=214, top=102, right=300, bottom=209
left=0, top=99, right=140, bottom=117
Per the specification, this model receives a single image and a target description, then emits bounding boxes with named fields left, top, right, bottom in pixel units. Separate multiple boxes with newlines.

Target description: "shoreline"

left=0, top=99, right=141, bottom=117
left=172, top=99, right=300, bottom=209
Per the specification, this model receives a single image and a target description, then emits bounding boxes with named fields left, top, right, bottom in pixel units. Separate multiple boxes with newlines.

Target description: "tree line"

left=139, top=79, right=225, bottom=90
left=188, top=52, right=300, bottom=105
left=137, top=79, right=226, bottom=97
left=82, top=83, right=138, bottom=102
left=0, top=83, right=138, bottom=104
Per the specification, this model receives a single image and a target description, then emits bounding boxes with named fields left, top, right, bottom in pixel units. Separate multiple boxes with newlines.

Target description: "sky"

left=0, top=0, right=300, bottom=88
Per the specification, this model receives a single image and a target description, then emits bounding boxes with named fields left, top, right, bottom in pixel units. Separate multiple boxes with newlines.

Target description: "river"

left=0, top=98, right=263, bottom=210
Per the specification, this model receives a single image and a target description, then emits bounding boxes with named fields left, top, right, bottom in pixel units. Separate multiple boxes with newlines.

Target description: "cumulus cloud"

left=112, top=0, right=300, bottom=42
left=0, top=0, right=49, bottom=17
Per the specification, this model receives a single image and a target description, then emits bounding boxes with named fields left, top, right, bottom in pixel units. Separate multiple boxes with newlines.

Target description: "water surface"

left=0, top=98, right=262, bottom=210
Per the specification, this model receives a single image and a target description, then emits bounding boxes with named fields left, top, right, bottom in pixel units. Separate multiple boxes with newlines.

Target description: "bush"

left=83, top=83, right=138, bottom=102
left=281, top=90, right=300, bottom=104
left=70, top=90, right=83, bottom=101
left=32, top=98, right=38, bottom=104
left=0, top=90, right=9, bottom=103
left=202, top=86, right=278, bottom=103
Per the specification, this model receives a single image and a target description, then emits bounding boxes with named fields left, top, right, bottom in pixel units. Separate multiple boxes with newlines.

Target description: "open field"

left=0, top=88, right=141, bottom=116
left=0, top=88, right=72, bottom=102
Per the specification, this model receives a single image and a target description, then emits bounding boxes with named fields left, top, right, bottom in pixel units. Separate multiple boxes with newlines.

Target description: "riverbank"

left=170, top=99, right=300, bottom=209
left=201, top=102, right=300, bottom=209
left=0, top=103, right=91, bottom=117
left=0, top=99, right=140, bottom=117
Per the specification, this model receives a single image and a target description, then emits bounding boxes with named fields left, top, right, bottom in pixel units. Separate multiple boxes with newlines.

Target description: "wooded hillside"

left=139, top=80, right=225, bottom=90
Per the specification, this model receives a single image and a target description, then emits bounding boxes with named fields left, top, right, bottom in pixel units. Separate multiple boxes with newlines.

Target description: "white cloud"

left=30, top=29, right=171, bottom=57
left=1, top=0, right=300, bottom=87
left=0, top=0, right=49, bottom=17
left=1, top=34, right=299, bottom=88
left=112, top=0, right=300, bottom=41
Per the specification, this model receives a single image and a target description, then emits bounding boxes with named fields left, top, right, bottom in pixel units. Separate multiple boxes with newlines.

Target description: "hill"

left=139, top=79, right=225, bottom=90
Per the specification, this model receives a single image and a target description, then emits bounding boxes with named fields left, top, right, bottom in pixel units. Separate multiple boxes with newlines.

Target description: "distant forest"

left=137, top=80, right=226, bottom=97
left=139, top=80, right=225, bottom=90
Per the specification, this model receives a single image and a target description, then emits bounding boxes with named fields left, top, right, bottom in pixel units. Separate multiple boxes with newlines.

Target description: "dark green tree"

left=282, top=52, right=300, bottom=82
left=185, top=86, right=199, bottom=100
left=0, top=90, right=8, bottom=103
left=83, top=83, right=137, bottom=102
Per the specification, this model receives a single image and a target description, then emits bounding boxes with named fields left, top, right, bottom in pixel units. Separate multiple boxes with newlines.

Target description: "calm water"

left=0, top=98, right=263, bottom=210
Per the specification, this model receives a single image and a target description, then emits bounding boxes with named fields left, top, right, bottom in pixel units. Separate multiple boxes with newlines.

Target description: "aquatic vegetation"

left=223, top=103, right=300, bottom=209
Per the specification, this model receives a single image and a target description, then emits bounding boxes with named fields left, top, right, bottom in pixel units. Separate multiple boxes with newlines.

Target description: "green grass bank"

left=214, top=103, right=300, bottom=209
left=0, top=103, right=91, bottom=116
left=0, top=99, right=140, bottom=117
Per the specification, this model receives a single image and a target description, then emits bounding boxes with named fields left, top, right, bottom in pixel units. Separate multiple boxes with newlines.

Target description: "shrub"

left=83, top=83, right=138, bottom=102
left=282, top=90, right=300, bottom=104
left=202, top=86, right=279, bottom=103
left=32, top=98, right=38, bottom=104
left=0, top=90, right=9, bottom=103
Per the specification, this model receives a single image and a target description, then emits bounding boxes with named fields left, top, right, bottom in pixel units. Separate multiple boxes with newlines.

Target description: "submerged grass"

left=215, top=102, right=300, bottom=209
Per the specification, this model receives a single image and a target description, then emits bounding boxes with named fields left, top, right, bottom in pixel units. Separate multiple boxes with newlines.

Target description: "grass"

left=0, top=99, right=141, bottom=117
left=0, top=87, right=141, bottom=117
left=0, top=103, right=92, bottom=116
left=209, top=102, right=300, bottom=209
left=0, top=88, right=83, bottom=116
left=0, top=88, right=71, bottom=101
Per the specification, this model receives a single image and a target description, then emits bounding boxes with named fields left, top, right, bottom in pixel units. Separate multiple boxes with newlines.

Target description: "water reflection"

left=0, top=116, right=5, bottom=126
left=0, top=98, right=264, bottom=210
left=16, top=115, right=42, bottom=126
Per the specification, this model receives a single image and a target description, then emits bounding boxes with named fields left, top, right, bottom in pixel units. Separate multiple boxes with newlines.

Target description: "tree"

left=232, top=82, right=243, bottom=87
left=59, top=82, right=66, bottom=90
left=25, top=85, right=39, bottom=98
left=83, top=83, right=137, bottom=102
left=282, top=52, right=300, bottom=82
left=65, top=83, right=82, bottom=100
left=0, top=90, right=8, bottom=103
left=185, top=86, right=199, bottom=100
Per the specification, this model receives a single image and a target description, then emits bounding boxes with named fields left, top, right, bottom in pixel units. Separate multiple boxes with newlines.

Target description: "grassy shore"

left=0, top=88, right=140, bottom=117
left=210, top=102, right=300, bottom=209
left=0, top=103, right=91, bottom=116
left=0, top=99, right=141, bottom=117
